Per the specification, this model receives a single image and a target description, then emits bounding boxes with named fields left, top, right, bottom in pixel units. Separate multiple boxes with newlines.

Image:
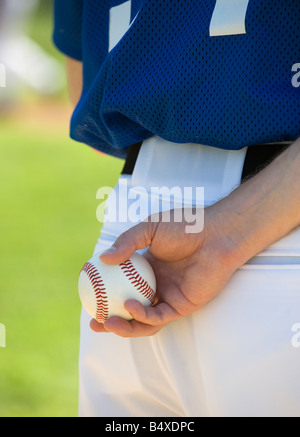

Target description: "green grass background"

left=0, top=1, right=123, bottom=416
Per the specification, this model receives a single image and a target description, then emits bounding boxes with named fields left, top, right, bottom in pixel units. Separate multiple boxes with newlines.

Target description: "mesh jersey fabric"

left=53, top=0, right=84, bottom=62
left=53, top=0, right=300, bottom=159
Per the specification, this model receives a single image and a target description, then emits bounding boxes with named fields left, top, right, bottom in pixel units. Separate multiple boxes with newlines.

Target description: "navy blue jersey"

left=53, top=0, right=300, bottom=159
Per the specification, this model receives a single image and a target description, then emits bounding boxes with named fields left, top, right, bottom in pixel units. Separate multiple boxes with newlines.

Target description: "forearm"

left=213, top=140, right=300, bottom=267
left=66, top=56, right=83, bottom=107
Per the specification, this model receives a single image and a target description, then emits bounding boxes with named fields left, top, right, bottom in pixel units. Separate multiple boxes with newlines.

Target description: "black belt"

left=121, top=141, right=291, bottom=181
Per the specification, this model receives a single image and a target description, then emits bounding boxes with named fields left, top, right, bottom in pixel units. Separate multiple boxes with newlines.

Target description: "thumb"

left=99, top=220, right=156, bottom=265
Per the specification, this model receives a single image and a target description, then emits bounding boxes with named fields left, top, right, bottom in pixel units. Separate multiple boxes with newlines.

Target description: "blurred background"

left=0, top=0, right=123, bottom=416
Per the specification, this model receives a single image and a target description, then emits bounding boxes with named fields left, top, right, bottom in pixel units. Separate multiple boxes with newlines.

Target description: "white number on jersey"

left=109, top=1, right=132, bottom=52
left=210, top=0, right=250, bottom=36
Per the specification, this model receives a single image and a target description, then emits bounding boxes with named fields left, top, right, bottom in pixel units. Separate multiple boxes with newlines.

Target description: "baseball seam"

left=120, top=259, right=155, bottom=303
left=81, top=261, right=109, bottom=323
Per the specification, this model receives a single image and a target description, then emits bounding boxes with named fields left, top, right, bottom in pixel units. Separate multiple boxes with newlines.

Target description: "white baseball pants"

left=79, top=137, right=300, bottom=417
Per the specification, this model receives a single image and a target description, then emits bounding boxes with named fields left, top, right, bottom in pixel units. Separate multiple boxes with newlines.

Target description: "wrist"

left=203, top=204, right=251, bottom=274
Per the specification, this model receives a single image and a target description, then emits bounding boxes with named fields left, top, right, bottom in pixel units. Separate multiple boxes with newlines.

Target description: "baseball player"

left=53, top=1, right=300, bottom=417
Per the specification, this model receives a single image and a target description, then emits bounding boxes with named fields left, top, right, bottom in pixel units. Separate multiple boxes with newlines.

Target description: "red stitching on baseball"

left=81, top=262, right=109, bottom=323
left=120, top=259, right=155, bottom=303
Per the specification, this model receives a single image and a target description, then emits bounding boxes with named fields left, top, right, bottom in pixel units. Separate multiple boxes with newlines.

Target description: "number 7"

left=210, top=0, right=250, bottom=37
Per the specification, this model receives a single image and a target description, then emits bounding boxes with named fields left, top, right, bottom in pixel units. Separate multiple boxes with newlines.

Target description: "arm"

left=66, top=56, right=83, bottom=107
left=92, top=140, right=300, bottom=337
left=52, top=0, right=84, bottom=105
left=219, top=140, right=300, bottom=266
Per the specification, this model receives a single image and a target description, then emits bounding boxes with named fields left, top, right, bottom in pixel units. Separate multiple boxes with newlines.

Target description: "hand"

left=90, top=142, right=300, bottom=337
left=90, top=207, right=244, bottom=337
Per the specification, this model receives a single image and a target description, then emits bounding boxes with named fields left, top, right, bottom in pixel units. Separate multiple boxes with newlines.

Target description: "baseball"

left=78, top=251, right=157, bottom=323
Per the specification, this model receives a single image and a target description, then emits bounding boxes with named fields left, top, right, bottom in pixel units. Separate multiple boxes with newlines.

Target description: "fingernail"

left=101, top=247, right=116, bottom=256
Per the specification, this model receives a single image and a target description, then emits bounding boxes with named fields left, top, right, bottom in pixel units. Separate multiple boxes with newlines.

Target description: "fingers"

left=124, top=299, right=178, bottom=326
left=90, top=316, right=161, bottom=337
left=99, top=221, right=156, bottom=265
left=89, top=299, right=179, bottom=338
left=89, top=318, right=108, bottom=333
